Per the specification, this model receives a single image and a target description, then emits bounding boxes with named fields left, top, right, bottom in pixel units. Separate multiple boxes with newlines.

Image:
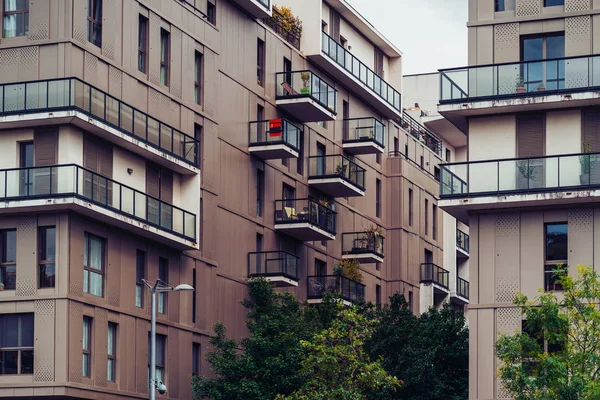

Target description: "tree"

left=495, top=265, right=600, bottom=400
left=367, top=294, right=469, bottom=400
left=275, top=305, right=401, bottom=400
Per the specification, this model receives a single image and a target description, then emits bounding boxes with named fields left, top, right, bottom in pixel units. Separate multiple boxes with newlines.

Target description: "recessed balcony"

left=451, top=276, right=469, bottom=305
left=456, top=229, right=469, bottom=258
left=274, top=198, right=336, bottom=241
left=420, top=263, right=449, bottom=294
left=342, top=117, right=385, bottom=155
left=248, top=118, right=301, bottom=159
left=341, top=232, right=384, bottom=264
left=248, top=251, right=299, bottom=287
left=307, top=275, right=365, bottom=305
left=275, top=70, right=337, bottom=122
left=232, top=0, right=271, bottom=19
left=308, top=155, right=366, bottom=197
left=0, top=164, right=197, bottom=249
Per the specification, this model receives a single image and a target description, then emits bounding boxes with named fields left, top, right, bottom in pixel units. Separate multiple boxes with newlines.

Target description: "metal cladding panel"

left=34, top=300, right=56, bottom=382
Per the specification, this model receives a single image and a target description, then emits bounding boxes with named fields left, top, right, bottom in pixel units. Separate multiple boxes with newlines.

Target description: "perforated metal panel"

left=108, top=274, right=120, bottom=307
left=566, top=16, right=591, bottom=59
left=202, top=192, right=217, bottom=261
left=16, top=216, right=37, bottom=296
left=28, top=0, right=49, bottom=41
left=569, top=208, right=593, bottom=232
left=149, top=88, right=161, bottom=117
left=73, top=0, right=87, bottom=44
left=566, top=0, right=590, bottom=11
left=148, top=13, right=161, bottom=86
left=202, top=121, right=218, bottom=193
left=84, top=52, right=99, bottom=86
left=19, top=47, right=39, bottom=81
left=496, top=276, right=519, bottom=303
left=204, top=50, right=217, bottom=118
left=0, top=49, right=18, bottom=83
left=497, top=379, right=512, bottom=399
left=496, top=213, right=520, bottom=303
left=496, top=213, right=519, bottom=237
left=102, top=0, right=117, bottom=60
left=171, top=28, right=182, bottom=99
left=496, top=307, right=521, bottom=398
left=516, top=0, right=541, bottom=16
left=494, top=23, right=519, bottom=64
left=34, top=300, right=55, bottom=382
left=109, top=66, right=122, bottom=97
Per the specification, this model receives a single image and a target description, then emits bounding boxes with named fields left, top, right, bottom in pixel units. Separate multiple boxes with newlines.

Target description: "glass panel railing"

left=456, top=229, right=469, bottom=253
left=274, top=198, right=336, bottom=235
left=275, top=70, right=337, bottom=113
left=343, top=117, right=385, bottom=148
left=0, top=78, right=199, bottom=166
left=308, top=155, right=366, bottom=190
left=457, top=277, right=469, bottom=300
left=342, top=232, right=384, bottom=258
left=248, top=251, right=299, bottom=280
left=321, top=31, right=401, bottom=112
left=420, top=263, right=449, bottom=289
left=248, top=118, right=301, bottom=151
left=306, top=275, right=365, bottom=303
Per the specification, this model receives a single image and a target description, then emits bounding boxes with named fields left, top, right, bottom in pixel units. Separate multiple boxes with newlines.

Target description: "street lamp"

left=142, top=279, right=194, bottom=400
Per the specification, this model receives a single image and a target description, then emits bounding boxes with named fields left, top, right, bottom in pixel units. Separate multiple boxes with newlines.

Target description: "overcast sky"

left=346, top=0, right=468, bottom=75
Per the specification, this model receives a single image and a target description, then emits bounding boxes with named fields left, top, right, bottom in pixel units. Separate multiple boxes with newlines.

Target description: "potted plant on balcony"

left=516, top=159, right=537, bottom=189
left=300, top=71, right=311, bottom=95
left=361, top=224, right=383, bottom=254
left=515, top=75, right=526, bottom=93
left=537, top=83, right=546, bottom=91
left=579, top=143, right=599, bottom=185
left=336, top=162, right=347, bottom=176
left=333, top=259, right=363, bottom=283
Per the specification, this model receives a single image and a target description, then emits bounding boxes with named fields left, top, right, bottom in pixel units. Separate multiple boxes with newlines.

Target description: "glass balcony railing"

left=307, top=275, right=365, bottom=303
left=274, top=198, right=336, bottom=235
left=420, top=263, right=449, bottom=289
left=457, top=277, right=469, bottom=300
left=396, top=112, right=442, bottom=156
left=0, top=164, right=196, bottom=241
left=439, top=54, right=600, bottom=103
left=457, top=229, right=469, bottom=253
left=343, top=117, right=385, bottom=148
left=248, top=118, right=301, bottom=151
left=321, top=31, right=401, bottom=112
left=275, top=70, right=337, bottom=114
left=440, top=151, right=600, bottom=198
left=0, top=78, right=199, bottom=166
left=248, top=251, right=299, bottom=281
left=342, top=232, right=384, bottom=258
left=308, top=155, right=366, bottom=191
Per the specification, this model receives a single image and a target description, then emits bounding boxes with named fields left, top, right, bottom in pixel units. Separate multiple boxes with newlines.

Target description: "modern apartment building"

left=437, top=0, right=600, bottom=398
left=0, top=0, right=457, bottom=398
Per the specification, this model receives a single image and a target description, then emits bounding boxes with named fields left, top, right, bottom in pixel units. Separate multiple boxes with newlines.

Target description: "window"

left=19, top=142, right=33, bottom=195
left=544, top=0, right=564, bottom=6
left=257, top=38, right=265, bottom=86
left=256, top=169, right=264, bottom=217
left=160, top=29, right=170, bottom=86
left=521, top=33, right=565, bottom=91
left=148, top=334, right=166, bottom=385
left=84, top=233, right=104, bottom=297
left=158, top=257, right=168, bottom=314
left=192, top=343, right=200, bottom=376
left=404, top=144, right=408, bottom=158
left=376, top=178, right=381, bottom=218
left=2, top=0, right=28, bottom=38
left=445, top=148, right=451, bottom=162
left=192, top=268, right=197, bottom=324
left=87, top=0, right=102, bottom=47
left=495, top=0, right=505, bottom=11
left=39, top=227, right=56, bottom=289
left=376, top=285, right=381, bottom=309
left=195, top=123, right=203, bottom=169
left=408, top=291, right=413, bottom=313
left=107, top=322, right=116, bottom=382
left=0, top=313, right=33, bottom=375
left=316, top=142, right=326, bottom=176
left=0, top=230, right=16, bottom=291
left=315, top=259, right=327, bottom=276
left=432, top=205, right=437, bottom=241
left=135, top=250, right=145, bottom=308
left=420, top=155, right=424, bottom=169
left=321, top=20, right=327, bottom=33
left=256, top=233, right=263, bottom=253
left=408, top=189, right=414, bottom=226
left=545, top=223, right=567, bottom=291
left=207, top=0, right=216, bottom=24
left=195, top=51, right=203, bottom=105
left=394, top=137, right=399, bottom=154
left=82, top=316, right=92, bottom=377
left=138, top=15, right=148, bottom=73
left=283, top=57, right=292, bottom=86
left=425, top=199, right=429, bottom=235
left=297, top=130, right=304, bottom=175
left=282, top=183, right=295, bottom=207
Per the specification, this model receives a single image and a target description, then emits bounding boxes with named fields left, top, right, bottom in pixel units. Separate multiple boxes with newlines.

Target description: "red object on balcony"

left=269, top=119, right=282, bottom=137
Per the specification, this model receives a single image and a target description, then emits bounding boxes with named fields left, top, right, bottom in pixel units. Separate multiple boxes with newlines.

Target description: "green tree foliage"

left=495, top=265, right=600, bottom=400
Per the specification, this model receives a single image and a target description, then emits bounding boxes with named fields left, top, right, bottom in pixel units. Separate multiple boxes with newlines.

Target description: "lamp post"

left=142, top=278, right=194, bottom=400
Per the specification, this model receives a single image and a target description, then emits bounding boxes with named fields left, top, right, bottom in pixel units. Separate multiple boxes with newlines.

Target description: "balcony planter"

left=515, top=76, right=526, bottom=93
left=537, top=84, right=546, bottom=92
left=300, top=71, right=310, bottom=94
left=333, top=259, right=363, bottom=283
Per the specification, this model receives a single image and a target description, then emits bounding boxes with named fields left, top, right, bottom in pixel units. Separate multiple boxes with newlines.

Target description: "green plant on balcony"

left=361, top=224, right=383, bottom=254
left=335, top=162, right=347, bottom=176
left=269, top=5, right=302, bottom=36
left=333, top=259, right=363, bottom=283
left=517, top=160, right=536, bottom=180
left=515, top=75, right=526, bottom=93
left=300, top=71, right=311, bottom=95
left=580, top=143, right=599, bottom=184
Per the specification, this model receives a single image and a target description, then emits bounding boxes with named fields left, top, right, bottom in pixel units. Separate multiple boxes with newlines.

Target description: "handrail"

left=248, top=118, right=301, bottom=151
left=274, top=198, right=337, bottom=235
left=397, top=112, right=442, bottom=156
left=457, top=276, right=469, bottom=300
left=248, top=251, right=299, bottom=280
left=275, top=70, right=337, bottom=114
left=342, top=232, right=385, bottom=257
left=307, top=275, right=365, bottom=302
left=343, top=117, right=385, bottom=148
left=420, top=263, right=449, bottom=289
left=308, top=154, right=366, bottom=190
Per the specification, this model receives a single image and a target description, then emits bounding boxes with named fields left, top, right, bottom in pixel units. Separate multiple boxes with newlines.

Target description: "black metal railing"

left=457, top=229, right=469, bottom=253
left=439, top=54, right=600, bottom=103
left=308, top=155, right=366, bottom=191
left=248, top=251, right=298, bottom=281
left=248, top=118, right=301, bottom=152
left=440, top=151, right=600, bottom=198
left=343, top=117, right=385, bottom=148
left=0, top=78, right=199, bottom=166
left=396, top=112, right=442, bottom=156
left=457, top=277, right=469, bottom=300
left=262, top=7, right=301, bottom=50
left=0, top=164, right=196, bottom=240
left=420, top=263, right=449, bottom=289
left=274, top=198, right=336, bottom=235
left=321, top=31, right=401, bottom=112
left=307, top=275, right=365, bottom=303
left=275, top=70, right=337, bottom=114
left=342, top=232, right=384, bottom=258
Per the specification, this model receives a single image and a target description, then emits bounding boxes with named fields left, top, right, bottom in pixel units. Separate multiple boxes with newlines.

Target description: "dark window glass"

left=192, top=343, right=200, bottom=375
left=87, top=0, right=102, bottom=47
left=107, top=322, right=116, bottom=382
left=544, top=0, right=564, bottom=6
left=257, top=38, right=265, bottom=86
left=495, top=0, right=505, bottom=11
left=148, top=333, right=166, bottom=384
left=256, top=169, right=264, bottom=217
left=0, top=313, right=33, bottom=375
left=138, top=15, right=148, bottom=73
left=408, top=189, right=413, bottom=227
left=0, top=230, right=16, bottom=291
left=83, top=233, right=104, bottom=297
left=39, top=227, right=56, bottom=288
left=376, top=178, right=381, bottom=218
left=135, top=250, right=145, bottom=308
left=3, top=0, right=29, bottom=38
left=160, top=29, right=170, bottom=86
left=546, top=223, right=567, bottom=261
left=158, top=257, right=168, bottom=313
left=207, top=1, right=216, bottom=24
left=195, top=51, right=203, bottom=105
left=192, top=268, right=197, bottom=324
left=82, top=316, right=92, bottom=377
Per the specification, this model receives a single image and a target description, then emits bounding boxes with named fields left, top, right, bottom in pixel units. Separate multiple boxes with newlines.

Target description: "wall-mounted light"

left=127, top=168, right=133, bottom=175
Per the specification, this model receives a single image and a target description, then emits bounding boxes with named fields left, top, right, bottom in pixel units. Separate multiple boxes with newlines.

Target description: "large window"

left=195, top=51, right=203, bottom=105
left=84, top=233, right=104, bottom=297
left=39, top=227, right=56, bottom=288
left=0, top=230, right=16, bottom=291
left=107, top=322, right=116, bottom=382
left=257, top=38, right=265, bottom=87
left=148, top=333, right=166, bottom=385
left=2, top=0, right=28, bottom=38
left=0, top=313, right=33, bottom=375
left=138, top=14, right=148, bottom=73
left=82, top=316, right=92, bottom=377
left=160, top=29, right=170, bottom=86
left=521, top=33, right=565, bottom=91
left=192, top=342, right=200, bottom=376
left=544, top=223, right=568, bottom=291
left=158, top=257, right=168, bottom=314
left=87, top=0, right=102, bottom=47
left=136, top=250, right=145, bottom=308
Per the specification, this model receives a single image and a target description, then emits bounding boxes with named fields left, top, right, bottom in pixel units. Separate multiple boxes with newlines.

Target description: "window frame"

left=192, top=342, right=200, bottom=376
left=107, top=322, right=117, bottom=382
left=206, top=0, right=216, bottom=24
left=257, top=38, right=265, bottom=87
left=432, top=204, right=438, bottom=241
left=375, top=178, right=381, bottom=218
left=83, top=232, right=105, bottom=297
left=135, top=250, right=146, bottom=308
left=544, top=222, right=568, bottom=292
left=194, top=51, right=203, bottom=105
left=148, top=333, right=166, bottom=385
left=87, top=0, right=103, bottom=47
left=425, top=199, right=429, bottom=236
left=82, top=316, right=92, bottom=377
left=0, top=230, right=16, bottom=291
left=160, top=29, right=170, bottom=86
left=408, top=188, right=413, bottom=227
left=138, top=14, right=149, bottom=73
left=38, top=226, right=56, bottom=289
left=158, top=257, right=168, bottom=314
left=0, top=313, right=34, bottom=375
left=256, top=168, right=264, bottom=217
left=2, top=0, right=29, bottom=38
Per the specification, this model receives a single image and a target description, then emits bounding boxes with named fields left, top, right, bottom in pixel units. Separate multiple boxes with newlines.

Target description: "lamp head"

left=174, top=284, right=194, bottom=291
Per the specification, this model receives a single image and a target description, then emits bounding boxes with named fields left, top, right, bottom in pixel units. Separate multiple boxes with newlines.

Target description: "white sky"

left=346, top=0, right=469, bottom=75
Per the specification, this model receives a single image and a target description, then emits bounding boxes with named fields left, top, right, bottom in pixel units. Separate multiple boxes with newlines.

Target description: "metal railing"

left=342, top=232, right=384, bottom=258
left=321, top=31, right=401, bottom=112
left=440, top=151, right=600, bottom=198
left=0, top=78, right=199, bottom=166
left=274, top=198, right=336, bottom=235
left=308, top=155, right=366, bottom=191
left=248, top=251, right=298, bottom=280
left=343, top=117, right=385, bottom=148
left=262, top=7, right=301, bottom=50
left=457, top=229, right=469, bottom=253
left=396, top=112, right=442, bottom=156
left=275, top=70, right=337, bottom=114
left=457, top=277, right=469, bottom=300
left=307, top=275, right=365, bottom=303
left=420, top=263, right=449, bottom=289
left=0, top=164, right=196, bottom=240
left=439, top=54, right=600, bottom=103
left=248, top=118, right=301, bottom=152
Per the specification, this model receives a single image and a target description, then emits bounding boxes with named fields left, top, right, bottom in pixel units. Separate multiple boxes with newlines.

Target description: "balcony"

left=397, top=113, right=442, bottom=156
left=308, top=155, right=366, bottom=197
left=420, top=263, right=449, bottom=292
left=274, top=198, right=336, bottom=241
left=275, top=70, right=337, bottom=122
left=310, top=32, right=401, bottom=119
left=342, top=232, right=384, bottom=264
left=0, top=165, right=197, bottom=249
left=307, top=275, right=365, bottom=305
left=248, top=251, right=299, bottom=287
left=0, top=78, right=199, bottom=174
left=342, top=117, right=385, bottom=155
left=451, top=276, right=469, bottom=305
left=261, top=6, right=300, bottom=50
left=232, top=0, right=271, bottom=19
left=456, top=229, right=469, bottom=258
left=248, top=118, right=301, bottom=159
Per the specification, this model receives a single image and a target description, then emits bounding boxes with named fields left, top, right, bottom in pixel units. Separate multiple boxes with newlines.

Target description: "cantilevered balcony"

left=420, top=263, right=449, bottom=292
left=451, top=276, right=469, bottom=305
left=308, top=155, right=366, bottom=197
left=0, top=78, right=199, bottom=174
left=342, top=232, right=384, bottom=264
left=0, top=165, right=196, bottom=249
left=248, top=251, right=299, bottom=287
left=307, top=275, right=365, bottom=305
left=342, top=117, right=385, bottom=155
left=248, top=118, right=301, bottom=159
left=274, top=198, right=336, bottom=241
left=397, top=112, right=442, bottom=156
left=275, top=70, right=337, bottom=122
left=456, top=229, right=469, bottom=258
left=232, top=0, right=271, bottom=19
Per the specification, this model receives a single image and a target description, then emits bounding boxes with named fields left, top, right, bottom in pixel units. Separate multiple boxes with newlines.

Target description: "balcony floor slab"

left=274, top=223, right=335, bottom=241
left=342, top=253, right=384, bottom=264
left=276, top=98, right=336, bottom=122
left=342, top=141, right=384, bottom=155
left=249, top=144, right=299, bottom=160
left=308, top=177, right=365, bottom=197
